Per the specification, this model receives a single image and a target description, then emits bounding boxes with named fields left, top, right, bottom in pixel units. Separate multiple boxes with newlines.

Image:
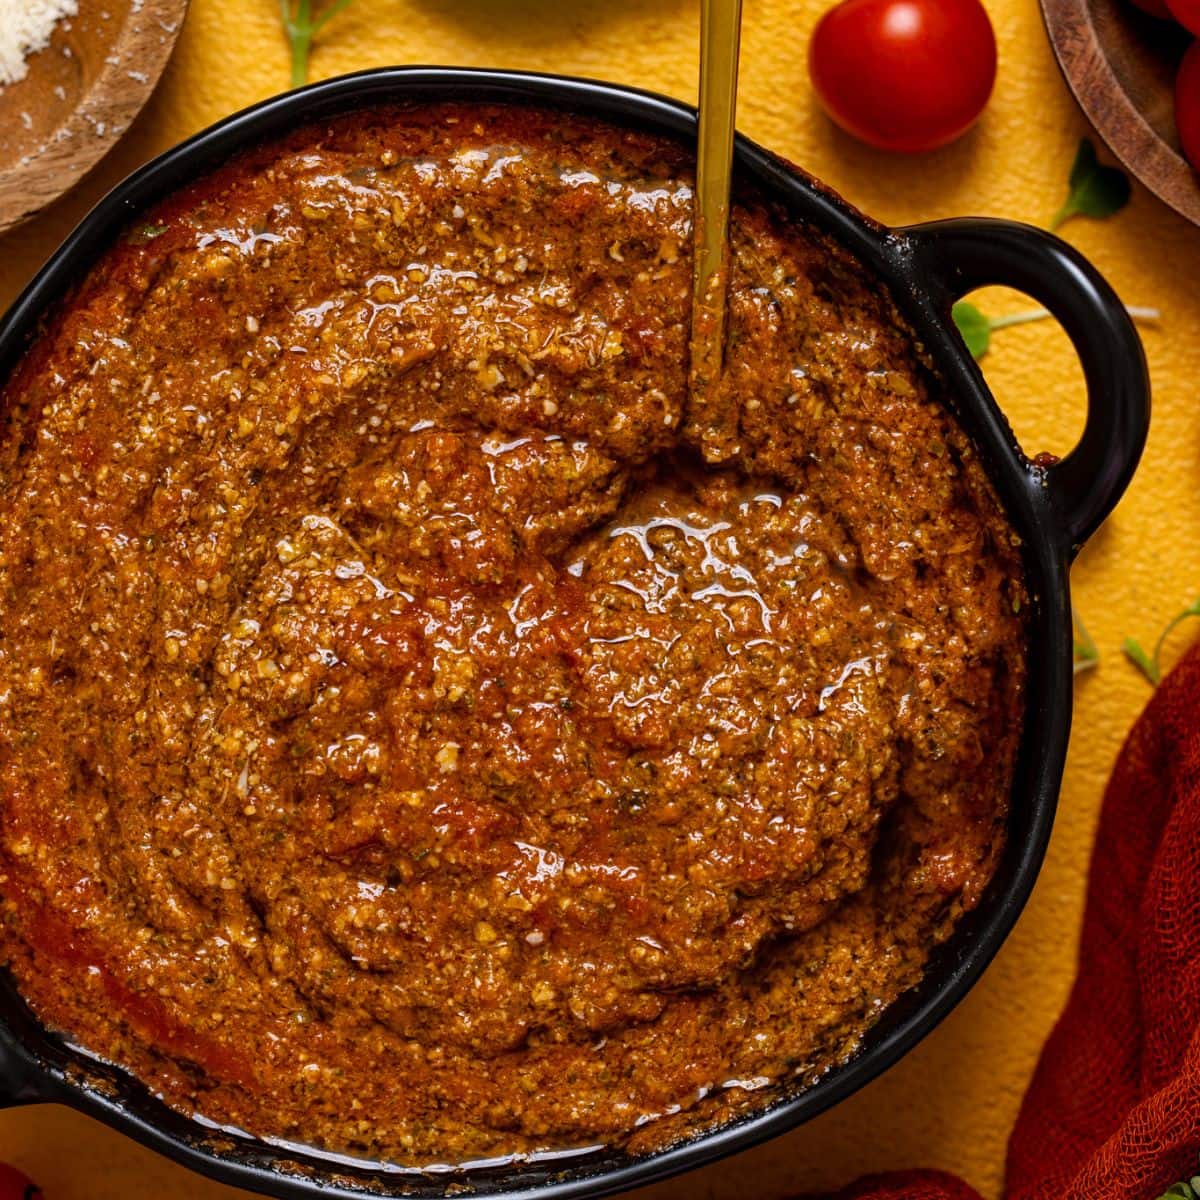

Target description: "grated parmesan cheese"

left=0, top=0, right=79, bottom=87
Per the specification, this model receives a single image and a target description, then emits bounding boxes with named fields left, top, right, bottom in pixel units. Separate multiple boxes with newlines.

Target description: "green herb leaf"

left=952, top=301, right=991, bottom=359
left=953, top=301, right=1158, bottom=361
left=280, top=0, right=357, bottom=87
left=1124, top=598, right=1200, bottom=685
left=127, top=222, right=168, bottom=245
left=1123, top=637, right=1161, bottom=685
left=1072, top=607, right=1100, bottom=674
left=1051, top=138, right=1132, bottom=230
left=1157, top=1184, right=1195, bottom=1200
left=952, top=303, right=1053, bottom=360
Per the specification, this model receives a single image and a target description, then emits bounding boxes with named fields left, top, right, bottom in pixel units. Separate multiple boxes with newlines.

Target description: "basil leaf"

left=1051, top=138, right=1131, bottom=230
left=952, top=301, right=991, bottom=359
left=126, top=222, right=168, bottom=245
left=1157, top=1185, right=1195, bottom=1200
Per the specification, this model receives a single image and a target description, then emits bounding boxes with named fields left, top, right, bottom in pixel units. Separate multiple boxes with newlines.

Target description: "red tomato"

left=1178, top=40, right=1200, bottom=171
left=0, top=1164, right=41, bottom=1200
left=808, top=0, right=998, bottom=152
left=1165, top=0, right=1200, bottom=30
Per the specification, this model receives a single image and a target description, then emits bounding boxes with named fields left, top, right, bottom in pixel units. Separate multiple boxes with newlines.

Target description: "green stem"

left=283, top=0, right=313, bottom=88
left=990, top=304, right=1159, bottom=333
left=987, top=309, right=1054, bottom=332
left=281, top=0, right=355, bottom=86
left=310, top=0, right=358, bottom=33
left=1151, top=610, right=1200, bottom=680
left=1123, top=637, right=1160, bottom=685
left=1072, top=607, right=1099, bottom=674
left=290, top=26, right=311, bottom=87
left=1050, top=201, right=1075, bottom=231
left=1124, top=600, right=1200, bottom=685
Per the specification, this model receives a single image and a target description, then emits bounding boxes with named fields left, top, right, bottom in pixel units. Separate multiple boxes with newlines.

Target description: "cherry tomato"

left=1166, top=0, right=1200, bottom=30
left=808, top=0, right=997, bottom=152
left=1177, top=39, right=1200, bottom=172
left=0, top=1164, right=41, bottom=1200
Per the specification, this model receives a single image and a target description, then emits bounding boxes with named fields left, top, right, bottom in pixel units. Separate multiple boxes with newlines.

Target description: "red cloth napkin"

left=817, top=645, right=1200, bottom=1200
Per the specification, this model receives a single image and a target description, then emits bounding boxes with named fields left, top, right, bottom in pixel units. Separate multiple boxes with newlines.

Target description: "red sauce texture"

left=0, top=104, right=1027, bottom=1162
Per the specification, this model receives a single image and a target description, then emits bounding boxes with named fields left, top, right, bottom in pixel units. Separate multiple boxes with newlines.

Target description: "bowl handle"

left=900, top=217, right=1150, bottom=557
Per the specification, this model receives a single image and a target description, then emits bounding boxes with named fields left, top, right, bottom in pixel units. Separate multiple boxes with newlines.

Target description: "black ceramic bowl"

left=0, top=67, right=1149, bottom=1200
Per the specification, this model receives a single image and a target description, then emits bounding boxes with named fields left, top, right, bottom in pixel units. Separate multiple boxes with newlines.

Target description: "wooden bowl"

left=0, top=0, right=188, bottom=233
left=1042, top=0, right=1200, bottom=225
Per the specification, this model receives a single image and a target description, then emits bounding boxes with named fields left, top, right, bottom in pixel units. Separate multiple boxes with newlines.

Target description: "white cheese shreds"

left=0, top=0, right=79, bottom=87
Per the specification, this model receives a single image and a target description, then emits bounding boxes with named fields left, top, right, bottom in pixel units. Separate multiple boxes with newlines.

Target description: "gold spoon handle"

left=688, top=0, right=743, bottom=463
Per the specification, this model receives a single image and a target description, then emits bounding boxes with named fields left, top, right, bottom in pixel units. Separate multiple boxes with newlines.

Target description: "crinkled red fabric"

left=814, top=645, right=1200, bottom=1200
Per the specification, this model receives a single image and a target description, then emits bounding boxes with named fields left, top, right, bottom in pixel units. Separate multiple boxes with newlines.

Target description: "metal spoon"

left=687, top=0, right=744, bottom=463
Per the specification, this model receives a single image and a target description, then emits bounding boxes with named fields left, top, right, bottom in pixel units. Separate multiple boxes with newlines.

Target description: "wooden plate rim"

left=1040, top=0, right=1200, bottom=226
left=0, top=0, right=189, bottom=233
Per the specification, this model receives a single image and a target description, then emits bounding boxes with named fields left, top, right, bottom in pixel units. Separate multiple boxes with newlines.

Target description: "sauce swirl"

left=0, top=104, right=1025, bottom=1161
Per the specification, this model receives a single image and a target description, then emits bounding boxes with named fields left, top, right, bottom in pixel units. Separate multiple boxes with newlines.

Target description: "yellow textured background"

left=1, top=0, right=1199, bottom=1195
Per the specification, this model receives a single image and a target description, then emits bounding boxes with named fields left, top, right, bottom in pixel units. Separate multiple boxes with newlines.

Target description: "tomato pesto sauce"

left=0, top=105, right=1026, bottom=1161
